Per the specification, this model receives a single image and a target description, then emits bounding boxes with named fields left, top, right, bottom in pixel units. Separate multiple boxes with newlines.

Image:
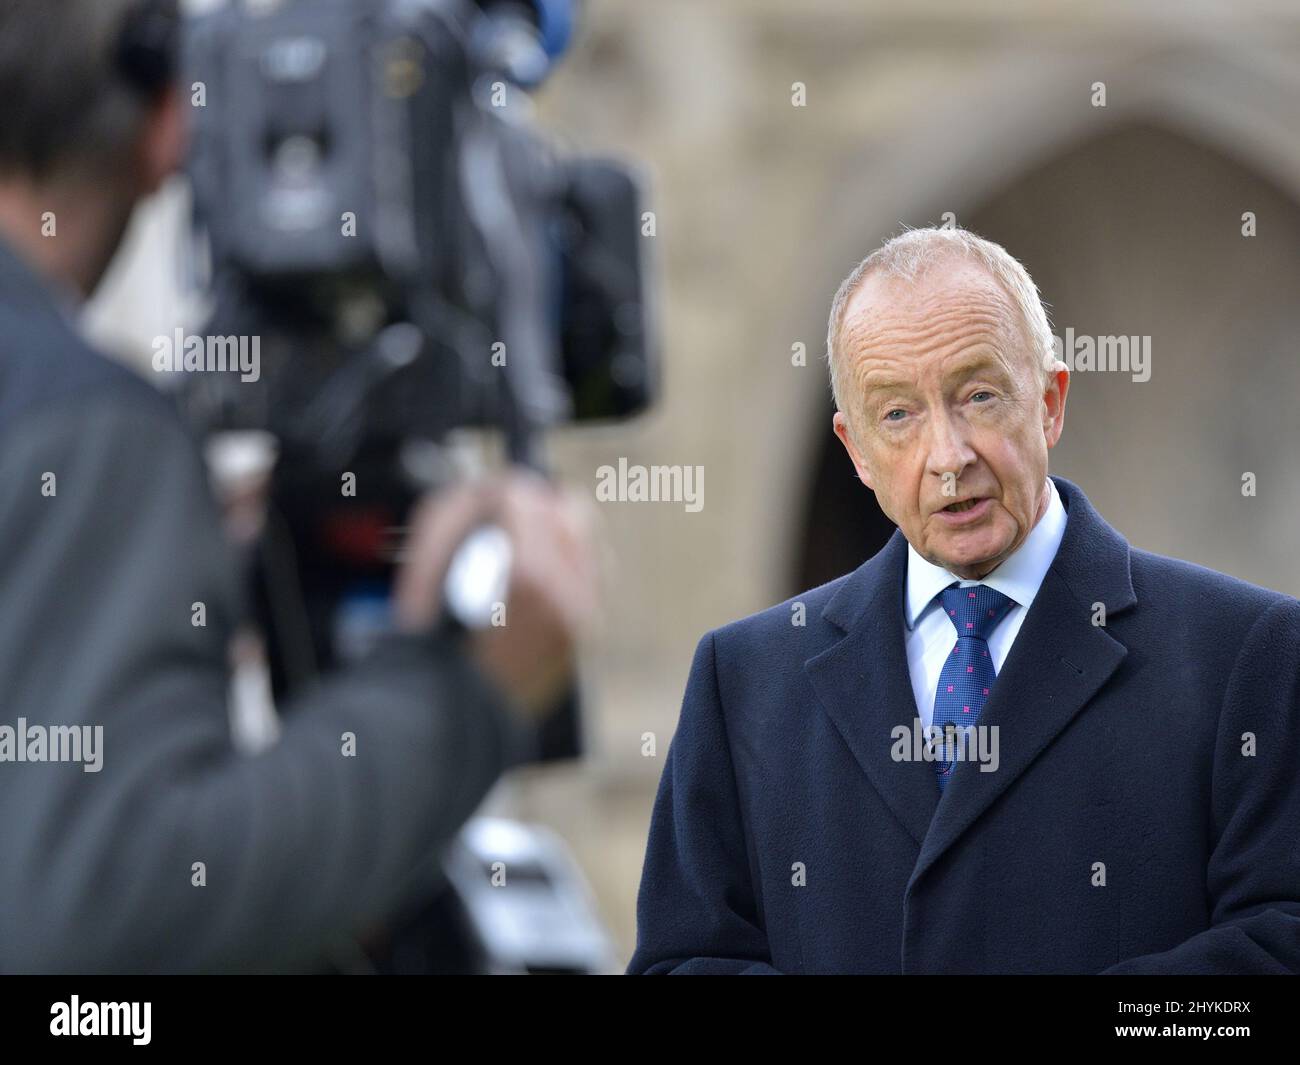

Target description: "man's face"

left=832, top=258, right=1069, bottom=581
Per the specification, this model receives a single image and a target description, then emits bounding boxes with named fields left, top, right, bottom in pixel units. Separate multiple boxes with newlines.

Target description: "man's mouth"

left=935, top=496, right=994, bottom=524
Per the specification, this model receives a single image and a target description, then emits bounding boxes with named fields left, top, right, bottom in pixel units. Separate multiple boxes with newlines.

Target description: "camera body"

left=184, top=0, right=654, bottom=454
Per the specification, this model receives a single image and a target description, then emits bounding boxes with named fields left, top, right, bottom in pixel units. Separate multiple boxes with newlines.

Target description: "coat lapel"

left=803, top=530, right=942, bottom=846
left=804, top=476, right=1138, bottom=877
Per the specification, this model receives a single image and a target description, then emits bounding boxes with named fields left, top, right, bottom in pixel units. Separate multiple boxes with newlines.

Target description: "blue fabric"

left=932, top=584, right=1016, bottom=791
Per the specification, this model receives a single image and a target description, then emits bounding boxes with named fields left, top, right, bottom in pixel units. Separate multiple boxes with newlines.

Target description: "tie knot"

left=939, top=583, right=1016, bottom=641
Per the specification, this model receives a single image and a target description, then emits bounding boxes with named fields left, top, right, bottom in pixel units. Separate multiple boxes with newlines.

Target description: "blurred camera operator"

left=0, top=0, right=596, bottom=973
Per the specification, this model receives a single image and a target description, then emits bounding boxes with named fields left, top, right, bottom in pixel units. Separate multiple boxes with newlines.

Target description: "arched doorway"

left=794, top=120, right=1300, bottom=596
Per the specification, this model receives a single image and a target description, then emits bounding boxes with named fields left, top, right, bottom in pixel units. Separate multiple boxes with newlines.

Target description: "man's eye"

left=884, top=409, right=906, bottom=422
left=971, top=391, right=994, bottom=403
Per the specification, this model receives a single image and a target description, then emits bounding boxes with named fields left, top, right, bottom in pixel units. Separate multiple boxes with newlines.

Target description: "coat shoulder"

left=0, top=295, right=171, bottom=435
left=706, top=570, right=856, bottom=667
left=1129, top=546, right=1296, bottom=616
left=1126, top=547, right=1300, bottom=658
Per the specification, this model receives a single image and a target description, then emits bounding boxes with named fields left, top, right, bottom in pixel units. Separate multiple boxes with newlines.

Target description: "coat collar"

left=0, top=232, right=81, bottom=322
left=803, top=474, right=1137, bottom=885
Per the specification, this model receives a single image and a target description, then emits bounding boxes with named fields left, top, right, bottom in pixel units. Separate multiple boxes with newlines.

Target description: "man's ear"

left=135, top=84, right=187, bottom=196
left=1042, top=361, right=1070, bottom=449
left=832, top=410, right=873, bottom=490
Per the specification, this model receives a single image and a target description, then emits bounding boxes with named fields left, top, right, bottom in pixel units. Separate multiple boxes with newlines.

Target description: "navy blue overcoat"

left=629, top=476, right=1300, bottom=973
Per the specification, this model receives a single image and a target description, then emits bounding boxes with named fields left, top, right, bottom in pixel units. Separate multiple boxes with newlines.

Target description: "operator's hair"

left=0, top=0, right=156, bottom=181
left=825, top=226, right=1057, bottom=420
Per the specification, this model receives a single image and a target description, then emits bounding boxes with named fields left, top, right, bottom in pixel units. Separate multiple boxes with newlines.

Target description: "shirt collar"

left=904, top=475, right=1068, bottom=630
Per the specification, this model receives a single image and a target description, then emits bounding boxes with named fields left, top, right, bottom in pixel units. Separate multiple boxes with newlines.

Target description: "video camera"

left=178, top=0, right=656, bottom=761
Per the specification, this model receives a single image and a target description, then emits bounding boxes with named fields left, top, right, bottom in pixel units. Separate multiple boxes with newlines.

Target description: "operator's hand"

left=394, top=470, right=599, bottom=722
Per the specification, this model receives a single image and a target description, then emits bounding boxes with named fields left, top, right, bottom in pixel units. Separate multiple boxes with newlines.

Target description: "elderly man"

left=628, top=227, right=1300, bottom=974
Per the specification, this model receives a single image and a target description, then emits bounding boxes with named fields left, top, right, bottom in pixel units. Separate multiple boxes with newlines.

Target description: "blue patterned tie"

left=931, top=583, right=1017, bottom=792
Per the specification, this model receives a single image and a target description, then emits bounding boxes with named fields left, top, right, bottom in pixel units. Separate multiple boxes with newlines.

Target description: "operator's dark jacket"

left=0, top=236, right=520, bottom=972
left=629, top=474, right=1300, bottom=974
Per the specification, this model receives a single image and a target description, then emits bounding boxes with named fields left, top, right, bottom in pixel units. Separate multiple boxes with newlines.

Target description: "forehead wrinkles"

left=840, top=283, right=1025, bottom=396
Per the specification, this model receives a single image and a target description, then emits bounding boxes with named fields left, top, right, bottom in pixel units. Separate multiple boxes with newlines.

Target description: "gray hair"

left=0, top=0, right=154, bottom=180
left=825, top=226, right=1056, bottom=419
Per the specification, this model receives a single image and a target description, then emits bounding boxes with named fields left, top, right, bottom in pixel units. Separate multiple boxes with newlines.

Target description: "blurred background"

left=85, top=0, right=1300, bottom=965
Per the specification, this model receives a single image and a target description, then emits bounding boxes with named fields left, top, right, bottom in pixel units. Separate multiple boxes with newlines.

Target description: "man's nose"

left=924, top=410, right=976, bottom=482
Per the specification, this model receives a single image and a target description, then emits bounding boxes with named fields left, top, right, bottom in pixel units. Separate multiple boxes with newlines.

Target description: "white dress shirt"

left=903, top=476, right=1068, bottom=729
